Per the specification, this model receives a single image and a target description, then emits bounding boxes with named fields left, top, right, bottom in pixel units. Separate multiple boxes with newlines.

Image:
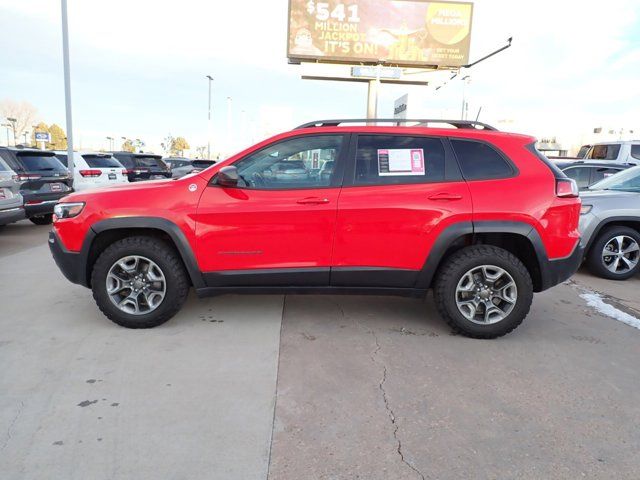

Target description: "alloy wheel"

left=106, top=255, right=167, bottom=315
left=602, top=235, right=640, bottom=274
left=455, top=265, right=517, bottom=325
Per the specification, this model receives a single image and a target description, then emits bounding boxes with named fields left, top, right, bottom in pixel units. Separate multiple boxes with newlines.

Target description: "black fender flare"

left=85, top=217, right=205, bottom=289
left=415, top=220, right=569, bottom=292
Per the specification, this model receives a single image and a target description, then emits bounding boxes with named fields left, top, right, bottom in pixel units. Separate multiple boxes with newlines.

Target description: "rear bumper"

left=538, top=241, right=584, bottom=291
left=0, top=206, right=26, bottom=226
left=23, top=192, right=71, bottom=217
left=49, top=230, right=88, bottom=287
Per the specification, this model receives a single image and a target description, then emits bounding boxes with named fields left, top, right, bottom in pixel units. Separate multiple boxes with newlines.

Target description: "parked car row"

left=0, top=147, right=73, bottom=226
left=0, top=147, right=215, bottom=229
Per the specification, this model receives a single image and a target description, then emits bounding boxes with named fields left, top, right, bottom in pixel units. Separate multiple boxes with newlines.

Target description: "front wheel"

left=91, top=236, right=190, bottom=328
left=29, top=214, right=53, bottom=225
left=434, top=246, right=534, bottom=339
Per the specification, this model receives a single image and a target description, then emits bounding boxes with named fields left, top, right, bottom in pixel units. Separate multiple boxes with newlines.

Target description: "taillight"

left=0, top=189, right=6, bottom=199
left=17, top=173, right=41, bottom=181
left=122, top=169, right=131, bottom=175
left=556, top=178, right=579, bottom=198
left=79, top=169, right=102, bottom=178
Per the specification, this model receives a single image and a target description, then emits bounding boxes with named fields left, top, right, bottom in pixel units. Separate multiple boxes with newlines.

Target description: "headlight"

left=580, top=204, right=593, bottom=215
left=53, top=202, right=85, bottom=220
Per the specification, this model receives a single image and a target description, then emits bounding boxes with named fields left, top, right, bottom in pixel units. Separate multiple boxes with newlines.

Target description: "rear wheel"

left=29, top=214, right=53, bottom=225
left=586, top=226, right=640, bottom=280
left=91, top=236, right=190, bottom=328
left=434, top=245, right=533, bottom=339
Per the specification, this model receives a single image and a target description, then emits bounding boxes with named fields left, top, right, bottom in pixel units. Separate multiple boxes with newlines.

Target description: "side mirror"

left=217, top=166, right=239, bottom=187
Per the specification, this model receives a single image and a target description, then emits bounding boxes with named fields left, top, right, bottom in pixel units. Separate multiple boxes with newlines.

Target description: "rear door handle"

left=428, top=193, right=463, bottom=201
left=297, top=197, right=330, bottom=205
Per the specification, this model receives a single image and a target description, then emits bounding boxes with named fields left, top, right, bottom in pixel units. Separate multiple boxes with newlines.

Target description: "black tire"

left=29, top=214, right=53, bottom=225
left=586, top=226, right=640, bottom=280
left=434, top=245, right=534, bottom=339
left=91, top=236, right=190, bottom=329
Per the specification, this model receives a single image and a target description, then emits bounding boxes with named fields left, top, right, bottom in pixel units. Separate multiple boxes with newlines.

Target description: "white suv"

left=54, top=151, right=129, bottom=191
left=584, top=141, right=640, bottom=165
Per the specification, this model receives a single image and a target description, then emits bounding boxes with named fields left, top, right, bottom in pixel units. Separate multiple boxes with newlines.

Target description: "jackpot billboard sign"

left=287, top=0, right=473, bottom=68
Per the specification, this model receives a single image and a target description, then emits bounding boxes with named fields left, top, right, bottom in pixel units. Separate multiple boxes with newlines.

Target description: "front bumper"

left=0, top=206, right=26, bottom=226
left=538, top=241, right=585, bottom=291
left=49, top=230, right=88, bottom=287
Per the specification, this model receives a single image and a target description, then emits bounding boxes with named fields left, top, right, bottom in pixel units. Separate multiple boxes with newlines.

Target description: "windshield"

left=83, top=155, right=123, bottom=168
left=18, top=153, right=67, bottom=172
left=590, top=166, right=640, bottom=192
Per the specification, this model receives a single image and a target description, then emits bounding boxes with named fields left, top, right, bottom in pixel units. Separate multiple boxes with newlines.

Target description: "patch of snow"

left=580, top=293, right=640, bottom=331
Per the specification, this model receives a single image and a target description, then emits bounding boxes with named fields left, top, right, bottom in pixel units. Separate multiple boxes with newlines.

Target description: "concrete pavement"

left=0, top=223, right=284, bottom=479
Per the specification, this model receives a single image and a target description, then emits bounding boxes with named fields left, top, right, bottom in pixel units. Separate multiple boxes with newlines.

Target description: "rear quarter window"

left=631, top=145, right=640, bottom=160
left=451, top=139, right=515, bottom=180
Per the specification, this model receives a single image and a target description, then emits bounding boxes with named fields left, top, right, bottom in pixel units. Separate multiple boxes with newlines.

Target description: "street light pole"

left=6, top=117, right=17, bottom=146
left=61, top=0, right=74, bottom=179
left=206, top=75, right=213, bottom=160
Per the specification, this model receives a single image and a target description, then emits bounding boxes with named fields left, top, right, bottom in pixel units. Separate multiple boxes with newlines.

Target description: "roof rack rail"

left=295, top=119, right=498, bottom=131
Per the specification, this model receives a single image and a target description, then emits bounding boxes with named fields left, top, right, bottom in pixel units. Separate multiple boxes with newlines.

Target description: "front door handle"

left=297, top=197, right=330, bottom=205
left=428, top=193, right=463, bottom=201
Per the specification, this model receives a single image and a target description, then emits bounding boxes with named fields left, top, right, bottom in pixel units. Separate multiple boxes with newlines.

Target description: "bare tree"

left=0, top=99, right=39, bottom=144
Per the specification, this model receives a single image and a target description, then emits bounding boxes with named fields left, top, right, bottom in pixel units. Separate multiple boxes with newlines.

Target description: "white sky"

left=0, top=0, right=638, bottom=154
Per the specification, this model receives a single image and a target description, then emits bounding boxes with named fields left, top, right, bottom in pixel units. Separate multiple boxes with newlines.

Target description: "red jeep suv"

left=49, top=120, right=582, bottom=338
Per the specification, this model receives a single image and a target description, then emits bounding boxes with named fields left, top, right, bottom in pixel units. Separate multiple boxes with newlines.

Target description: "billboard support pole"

left=366, top=64, right=382, bottom=123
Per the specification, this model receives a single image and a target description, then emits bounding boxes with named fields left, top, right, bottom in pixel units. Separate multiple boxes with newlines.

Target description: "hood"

left=63, top=177, right=177, bottom=202
left=580, top=189, right=640, bottom=201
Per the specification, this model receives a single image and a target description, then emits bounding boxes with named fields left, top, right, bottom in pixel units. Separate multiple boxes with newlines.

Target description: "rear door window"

left=83, top=155, right=122, bottom=168
left=451, top=139, right=514, bottom=180
left=354, top=135, right=445, bottom=185
left=587, top=144, right=621, bottom=160
left=631, top=145, right=640, bottom=160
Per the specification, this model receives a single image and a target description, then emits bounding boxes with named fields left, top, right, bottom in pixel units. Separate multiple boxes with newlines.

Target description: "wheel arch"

left=82, top=217, right=205, bottom=289
left=417, top=221, right=549, bottom=292
left=585, top=216, right=640, bottom=253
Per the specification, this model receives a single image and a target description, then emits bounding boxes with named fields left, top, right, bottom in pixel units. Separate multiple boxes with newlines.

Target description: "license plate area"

left=108, top=173, right=117, bottom=180
left=50, top=183, right=62, bottom=192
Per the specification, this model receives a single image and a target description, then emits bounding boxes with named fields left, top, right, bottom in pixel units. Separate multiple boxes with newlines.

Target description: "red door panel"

left=333, top=181, right=472, bottom=270
left=195, top=186, right=340, bottom=272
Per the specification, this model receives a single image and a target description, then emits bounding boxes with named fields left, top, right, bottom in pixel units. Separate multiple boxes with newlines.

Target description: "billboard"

left=287, top=0, right=473, bottom=68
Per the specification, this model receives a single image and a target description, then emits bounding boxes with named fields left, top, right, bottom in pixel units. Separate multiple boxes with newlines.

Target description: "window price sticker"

left=378, top=149, right=425, bottom=176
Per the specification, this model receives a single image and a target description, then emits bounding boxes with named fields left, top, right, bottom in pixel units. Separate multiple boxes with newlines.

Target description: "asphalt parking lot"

left=1, top=221, right=639, bottom=480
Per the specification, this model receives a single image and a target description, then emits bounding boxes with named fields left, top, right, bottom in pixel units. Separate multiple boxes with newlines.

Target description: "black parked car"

left=111, top=152, right=171, bottom=182
left=0, top=147, right=72, bottom=224
left=554, top=160, right=632, bottom=190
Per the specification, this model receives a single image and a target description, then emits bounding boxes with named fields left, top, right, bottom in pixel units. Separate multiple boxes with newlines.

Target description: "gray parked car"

left=164, top=158, right=216, bottom=178
left=0, top=156, right=25, bottom=228
left=579, top=165, right=640, bottom=279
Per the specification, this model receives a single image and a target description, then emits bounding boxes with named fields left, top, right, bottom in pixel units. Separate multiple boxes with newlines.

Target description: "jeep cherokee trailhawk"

left=49, top=119, right=583, bottom=338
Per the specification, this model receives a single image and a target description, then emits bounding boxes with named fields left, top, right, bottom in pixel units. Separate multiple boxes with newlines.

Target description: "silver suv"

left=580, top=165, right=640, bottom=279
left=0, top=156, right=24, bottom=228
left=584, top=141, right=640, bottom=165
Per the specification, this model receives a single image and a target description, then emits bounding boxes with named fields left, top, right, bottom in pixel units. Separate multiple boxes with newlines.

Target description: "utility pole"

left=461, top=75, right=471, bottom=120
left=61, top=0, right=75, bottom=179
left=206, top=75, right=213, bottom=160
left=226, top=96, right=232, bottom=155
